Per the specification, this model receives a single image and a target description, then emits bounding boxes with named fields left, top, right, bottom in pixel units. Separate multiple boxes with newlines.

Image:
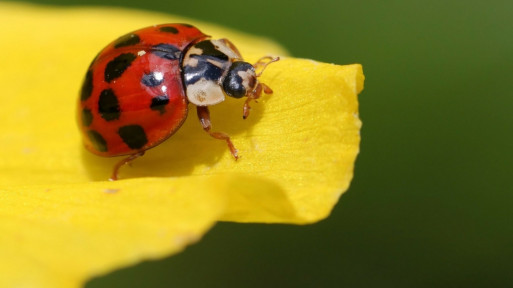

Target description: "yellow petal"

left=0, top=178, right=226, bottom=287
left=221, top=59, right=363, bottom=222
left=0, top=2, right=363, bottom=287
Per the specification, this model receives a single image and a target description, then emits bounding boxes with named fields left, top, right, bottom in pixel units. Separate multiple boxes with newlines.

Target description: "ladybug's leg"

left=110, top=151, right=145, bottom=181
left=197, top=106, right=239, bottom=160
left=243, top=83, right=273, bottom=119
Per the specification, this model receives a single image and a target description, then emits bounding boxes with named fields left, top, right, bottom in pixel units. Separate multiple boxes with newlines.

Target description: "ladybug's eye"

left=222, top=61, right=256, bottom=98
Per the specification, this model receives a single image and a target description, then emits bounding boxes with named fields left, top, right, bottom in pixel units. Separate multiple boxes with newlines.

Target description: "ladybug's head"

left=222, top=61, right=257, bottom=99
left=223, top=56, right=279, bottom=119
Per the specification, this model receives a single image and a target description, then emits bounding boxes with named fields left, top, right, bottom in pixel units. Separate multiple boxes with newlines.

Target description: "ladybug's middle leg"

left=196, top=106, right=239, bottom=160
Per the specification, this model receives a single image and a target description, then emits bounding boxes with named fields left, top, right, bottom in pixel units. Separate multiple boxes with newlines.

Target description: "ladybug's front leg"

left=197, top=106, right=239, bottom=160
left=243, top=83, right=273, bottom=119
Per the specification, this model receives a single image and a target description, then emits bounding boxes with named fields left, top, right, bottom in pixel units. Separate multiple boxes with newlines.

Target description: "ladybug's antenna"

left=253, top=56, right=280, bottom=77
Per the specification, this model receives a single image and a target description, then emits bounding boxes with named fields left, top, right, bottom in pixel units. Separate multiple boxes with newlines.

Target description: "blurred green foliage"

left=15, top=0, right=513, bottom=286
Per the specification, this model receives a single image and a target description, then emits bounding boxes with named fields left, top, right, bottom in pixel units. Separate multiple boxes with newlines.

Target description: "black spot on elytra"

left=98, top=89, right=120, bottom=121
left=118, top=125, right=148, bottom=149
left=87, top=130, right=107, bottom=152
left=82, top=108, right=93, bottom=126
left=150, top=95, right=169, bottom=114
left=159, top=26, right=179, bottom=34
left=180, top=23, right=194, bottom=28
left=80, top=70, right=93, bottom=101
left=141, top=72, right=164, bottom=87
left=151, top=43, right=181, bottom=60
left=114, top=33, right=141, bottom=48
left=104, top=53, right=137, bottom=83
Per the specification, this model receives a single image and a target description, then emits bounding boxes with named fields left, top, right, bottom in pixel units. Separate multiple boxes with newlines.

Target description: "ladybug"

left=78, top=23, right=278, bottom=180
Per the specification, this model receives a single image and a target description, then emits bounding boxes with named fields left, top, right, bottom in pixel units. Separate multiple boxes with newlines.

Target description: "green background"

left=19, top=0, right=513, bottom=286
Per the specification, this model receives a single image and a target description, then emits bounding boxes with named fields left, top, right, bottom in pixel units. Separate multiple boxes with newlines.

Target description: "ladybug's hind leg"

left=110, top=151, right=145, bottom=181
left=197, top=106, right=239, bottom=160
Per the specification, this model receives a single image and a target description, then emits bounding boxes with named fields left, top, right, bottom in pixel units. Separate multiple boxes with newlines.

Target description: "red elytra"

left=78, top=23, right=278, bottom=180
